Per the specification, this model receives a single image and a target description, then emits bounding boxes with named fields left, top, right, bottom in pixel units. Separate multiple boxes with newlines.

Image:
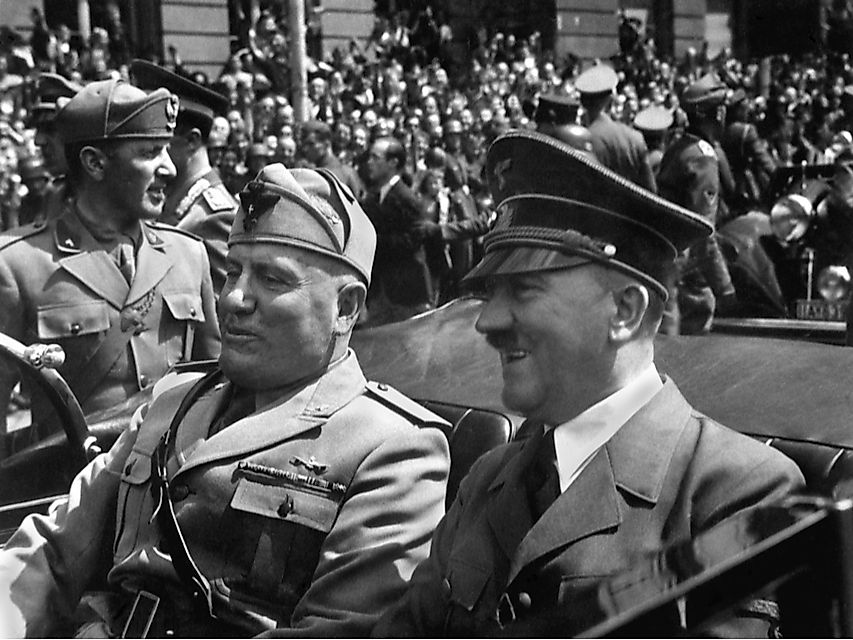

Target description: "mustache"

left=484, top=330, right=518, bottom=351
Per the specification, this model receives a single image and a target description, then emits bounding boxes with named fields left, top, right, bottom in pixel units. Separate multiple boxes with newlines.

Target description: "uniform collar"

left=54, top=205, right=164, bottom=253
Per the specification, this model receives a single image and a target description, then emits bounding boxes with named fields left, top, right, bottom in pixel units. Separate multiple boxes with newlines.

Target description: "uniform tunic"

left=375, top=378, right=804, bottom=636
left=0, top=206, right=220, bottom=427
left=0, top=351, right=450, bottom=637
left=160, top=168, right=238, bottom=296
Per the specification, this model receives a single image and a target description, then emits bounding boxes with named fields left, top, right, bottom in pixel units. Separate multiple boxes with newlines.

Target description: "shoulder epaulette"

left=365, top=381, right=451, bottom=429
left=201, top=184, right=237, bottom=213
left=0, top=220, right=48, bottom=252
left=145, top=220, right=203, bottom=242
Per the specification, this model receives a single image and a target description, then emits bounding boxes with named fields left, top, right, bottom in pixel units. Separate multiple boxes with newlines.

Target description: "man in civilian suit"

left=363, top=136, right=433, bottom=325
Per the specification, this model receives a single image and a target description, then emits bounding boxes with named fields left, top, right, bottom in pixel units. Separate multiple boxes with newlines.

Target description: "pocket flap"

left=230, top=478, right=340, bottom=533
left=448, top=559, right=491, bottom=611
left=162, top=291, right=205, bottom=322
left=37, top=300, right=110, bottom=339
left=121, top=451, right=152, bottom=485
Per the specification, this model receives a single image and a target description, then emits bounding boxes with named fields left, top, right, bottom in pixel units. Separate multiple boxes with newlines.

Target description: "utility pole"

left=288, top=0, right=308, bottom=123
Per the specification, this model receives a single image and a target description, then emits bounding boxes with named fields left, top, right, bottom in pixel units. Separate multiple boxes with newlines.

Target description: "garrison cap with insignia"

left=575, top=64, right=618, bottom=96
left=682, top=73, right=728, bottom=110
left=231, top=164, right=376, bottom=285
left=130, top=59, right=228, bottom=126
left=55, top=79, right=178, bottom=144
left=29, top=72, right=83, bottom=128
left=633, top=105, right=674, bottom=133
left=464, top=130, right=712, bottom=300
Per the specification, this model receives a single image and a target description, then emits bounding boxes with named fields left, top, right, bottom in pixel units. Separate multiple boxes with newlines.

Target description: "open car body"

left=3, top=297, right=853, bottom=635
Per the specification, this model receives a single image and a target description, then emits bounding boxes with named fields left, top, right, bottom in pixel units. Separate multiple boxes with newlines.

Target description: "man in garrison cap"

left=576, top=63, right=657, bottom=192
left=657, top=73, right=738, bottom=335
left=0, top=78, right=220, bottom=448
left=131, top=59, right=239, bottom=295
left=376, top=130, right=803, bottom=637
left=0, top=164, right=450, bottom=637
left=27, top=72, right=83, bottom=224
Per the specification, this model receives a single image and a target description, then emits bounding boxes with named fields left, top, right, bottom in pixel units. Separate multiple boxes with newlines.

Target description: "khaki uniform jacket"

left=160, top=168, right=238, bottom=296
left=0, top=352, right=450, bottom=637
left=588, top=112, right=657, bottom=193
left=0, top=207, right=220, bottom=422
left=375, top=377, right=804, bottom=636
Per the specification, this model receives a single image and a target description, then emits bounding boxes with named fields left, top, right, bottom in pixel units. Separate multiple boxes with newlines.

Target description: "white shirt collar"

left=551, top=363, right=663, bottom=493
left=379, top=174, right=401, bottom=204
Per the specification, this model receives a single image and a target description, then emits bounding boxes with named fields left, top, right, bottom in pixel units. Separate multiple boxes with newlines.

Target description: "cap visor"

left=463, top=246, right=590, bottom=287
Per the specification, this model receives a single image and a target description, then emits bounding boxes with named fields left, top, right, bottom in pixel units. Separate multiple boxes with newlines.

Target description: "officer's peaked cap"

left=633, top=105, right=673, bottom=132
left=682, top=73, right=728, bottom=109
left=54, top=79, right=177, bottom=144
left=464, top=130, right=712, bottom=299
left=231, top=164, right=376, bottom=285
left=131, top=59, right=228, bottom=124
left=534, top=92, right=579, bottom=125
left=575, top=64, right=618, bottom=95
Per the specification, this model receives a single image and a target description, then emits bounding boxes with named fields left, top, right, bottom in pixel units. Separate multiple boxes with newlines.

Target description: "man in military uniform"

left=657, top=73, right=738, bottom=334
left=534, top=92, right=597, bottom=160
left=0, top=79, right=220, bottom=443
left=28, top=72, right=82, bottom=224
left=375, top=130, right=803, bottom=638
left=131, top=60, right=238, bottom=296
left=633, top=104, right=674, bottom=177
left=0, top=164, right=450, bottom=638
left=576, top=64, right=657, bottom=192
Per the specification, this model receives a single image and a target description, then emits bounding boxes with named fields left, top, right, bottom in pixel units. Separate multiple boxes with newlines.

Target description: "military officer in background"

left=0, top=79, right=220, bottom=446
left=576, top=64, right=657, bottom=192
left=131, top=59, right=238, bottom=295
left=0, top=164, right=450, bottom=638
left=657, top=73, right=737, bottom=334
left=632, top=104, right=674, bottom=177
left=534, top=92, right=597, bottom=160
left=27, top=72, right=83, bottom=224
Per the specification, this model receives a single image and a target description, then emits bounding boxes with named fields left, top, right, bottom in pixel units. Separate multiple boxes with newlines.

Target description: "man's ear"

left=334, top=281, right=367, bottom=336
left=79, top=146, right=108, bottom=181
left=186, top=128, right=204, bottom=151
left=609, top=282, right=649, bottom=343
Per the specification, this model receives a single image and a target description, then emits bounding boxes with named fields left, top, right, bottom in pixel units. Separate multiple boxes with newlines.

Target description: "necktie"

left=527, top=427, right=560, bottom=521
left=117, top=242, right=136, bottom=284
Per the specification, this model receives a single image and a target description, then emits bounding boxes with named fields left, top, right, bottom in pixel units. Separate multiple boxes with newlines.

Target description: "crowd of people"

left=3, top=6, right=853, bottom=327
left=0, top=5, right=832, bottom=638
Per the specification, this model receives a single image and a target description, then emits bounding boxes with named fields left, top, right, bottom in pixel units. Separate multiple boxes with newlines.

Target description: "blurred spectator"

left=300, top=119, right=365, bottom=200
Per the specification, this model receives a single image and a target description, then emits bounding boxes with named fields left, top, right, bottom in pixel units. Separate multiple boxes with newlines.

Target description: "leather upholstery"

left=417, top=399, right=515, bottom=507
left=747, top=434, right=853, bottom=500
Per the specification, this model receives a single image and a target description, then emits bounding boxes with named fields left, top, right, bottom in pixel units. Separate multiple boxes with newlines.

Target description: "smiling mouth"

left=500, top=349, right=529, bottom=364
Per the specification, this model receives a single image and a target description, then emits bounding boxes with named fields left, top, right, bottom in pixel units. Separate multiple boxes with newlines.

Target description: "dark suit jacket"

left=375, top=377, right=804, bottom=636
left=366, top=179, right=433, bottom=306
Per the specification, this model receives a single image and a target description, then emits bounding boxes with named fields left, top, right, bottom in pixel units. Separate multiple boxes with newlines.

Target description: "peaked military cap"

left=231, top=164, right=376, bottom=285
left=633, top=105, right=674, bottom=132
left=29, top=73, right=83, bottom=127
left=130, top=59, right=228, bottom=124
left=54, top=79, right=178, bottom=144
left=464, top=130, right=712, bottom=299
left=682, top=73, right=728, bottom=109
left=575, top=64, right=618, bottom=95
left=534, top=92, right=579, bottom=125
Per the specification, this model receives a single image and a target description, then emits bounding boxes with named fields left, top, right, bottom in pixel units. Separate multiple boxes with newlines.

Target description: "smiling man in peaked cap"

left=376, top=130, right=803, bottom=637
left=0, top=163, right=450, bottom=637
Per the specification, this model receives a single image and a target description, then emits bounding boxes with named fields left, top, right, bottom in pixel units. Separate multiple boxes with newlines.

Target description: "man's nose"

left=157, top=147, right=177, bottom=180
left=474, top=287, right=511, bottom=335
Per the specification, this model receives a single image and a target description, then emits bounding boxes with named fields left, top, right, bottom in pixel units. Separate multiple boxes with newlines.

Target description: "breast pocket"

left=160, top=290, right=205, bottom=363
left=37, top=300, right=110, bottom=339
left=114, top=450, right=156, bottom=561
left=216, top=476, right=342, bottom=611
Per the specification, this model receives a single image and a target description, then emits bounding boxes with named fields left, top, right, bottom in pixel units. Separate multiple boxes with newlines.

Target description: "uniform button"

left=140, top=374, right=148, bottom=387
left=170, top=483, right=190, bottom=502
left=124, top=461, right=135, bottom=476
left=377, top=382, right=388, bottom=391
left=517, top=592, right=532, bottom=609
left=69, top=323, right=82, bottom=335
left=189, top=307, right=197, bottom=317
